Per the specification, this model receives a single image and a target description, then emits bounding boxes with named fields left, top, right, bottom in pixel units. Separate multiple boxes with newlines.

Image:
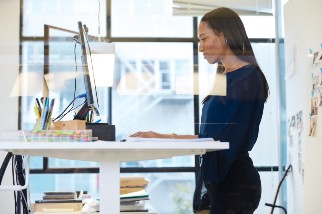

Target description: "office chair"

left=265, top=165, right=292, bottom=214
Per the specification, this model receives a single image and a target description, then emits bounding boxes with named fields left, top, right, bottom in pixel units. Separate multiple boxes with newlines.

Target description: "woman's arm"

left=130, top=131, right=198, bottom=139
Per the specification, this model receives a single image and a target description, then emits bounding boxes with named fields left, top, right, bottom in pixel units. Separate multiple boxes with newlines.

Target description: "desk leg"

left=100, top=158, right=120, bottom=213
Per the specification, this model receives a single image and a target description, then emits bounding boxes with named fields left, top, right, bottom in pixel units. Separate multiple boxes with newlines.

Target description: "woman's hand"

left=130, top=131, right=165, bottom=138
left=130, top=131, right=197, bottom=139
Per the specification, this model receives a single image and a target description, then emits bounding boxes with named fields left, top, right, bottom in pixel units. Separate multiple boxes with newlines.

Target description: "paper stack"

left=120, top=177, right=151, bottom=213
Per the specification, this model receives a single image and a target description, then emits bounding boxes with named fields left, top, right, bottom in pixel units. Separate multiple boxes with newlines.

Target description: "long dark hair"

left=201, top=7, right=269, bottom=102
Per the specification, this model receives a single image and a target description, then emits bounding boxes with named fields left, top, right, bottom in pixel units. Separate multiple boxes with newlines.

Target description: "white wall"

left=284, top=0, right=322, bottom=213
left=0, top=0, right=19, bottom=213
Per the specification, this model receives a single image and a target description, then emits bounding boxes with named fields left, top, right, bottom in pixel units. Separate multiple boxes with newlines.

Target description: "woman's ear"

left=219, top=33, right=228, bottom=45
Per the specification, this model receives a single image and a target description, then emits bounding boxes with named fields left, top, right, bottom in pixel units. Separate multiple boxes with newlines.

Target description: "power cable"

left=0, top=152, right=12, bottom=185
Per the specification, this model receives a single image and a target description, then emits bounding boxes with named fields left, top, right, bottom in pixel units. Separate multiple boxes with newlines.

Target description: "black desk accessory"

left=86, top=123, right=115, bottom=141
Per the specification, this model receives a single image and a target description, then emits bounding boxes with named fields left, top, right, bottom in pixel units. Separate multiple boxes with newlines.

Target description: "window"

left=113, top=42, right=194, bottom=168
left=23, top=0, right=107, bottom=37
left=111, top=0, right=193, bottom=38
left=241, top=16, right=275, bottom=38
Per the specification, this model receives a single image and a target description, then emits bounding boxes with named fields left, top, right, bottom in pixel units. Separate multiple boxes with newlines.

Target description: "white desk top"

left=0, top=141, right=229, bottom=162
left=0, top=140, right=229, bottom=213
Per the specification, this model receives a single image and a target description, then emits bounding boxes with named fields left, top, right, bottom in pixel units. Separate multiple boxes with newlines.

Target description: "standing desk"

left=0, top=140, right=229, bottom=213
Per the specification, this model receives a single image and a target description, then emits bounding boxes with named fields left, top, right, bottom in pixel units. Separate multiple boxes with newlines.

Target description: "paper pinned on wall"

left=308, top=115, right=317, bottom=137
left=313, top=49, right=322, bottom=64
left=307, top=53, right=314, bottom=70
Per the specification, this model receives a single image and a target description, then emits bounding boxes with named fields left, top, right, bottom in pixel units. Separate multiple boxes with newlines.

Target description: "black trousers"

left=205, top=152, right=261, bottom=214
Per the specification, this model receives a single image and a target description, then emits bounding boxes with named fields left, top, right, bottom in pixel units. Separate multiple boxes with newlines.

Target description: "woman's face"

left=198, top=21, right=226, bottom=64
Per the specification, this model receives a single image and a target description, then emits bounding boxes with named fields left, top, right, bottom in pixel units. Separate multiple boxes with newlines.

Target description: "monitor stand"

left=73, top=102, right=89, bottom=120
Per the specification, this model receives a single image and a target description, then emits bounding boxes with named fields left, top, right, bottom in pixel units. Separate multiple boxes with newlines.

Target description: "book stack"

left=120, top=177, right=153, bottom=213
left=32, top=191, right=83, bottom=213
left=41, top=191, right=77, bottom=200
left=120, top=176, right=149, bottom=195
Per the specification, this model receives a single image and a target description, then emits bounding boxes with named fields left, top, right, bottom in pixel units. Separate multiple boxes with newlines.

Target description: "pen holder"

left=33, top=118, right=42, bottom=131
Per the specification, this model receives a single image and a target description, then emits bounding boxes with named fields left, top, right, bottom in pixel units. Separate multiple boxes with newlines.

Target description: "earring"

left=224, top=38, right=228, bottom=45
left=242, top=42, right=245, bottom=55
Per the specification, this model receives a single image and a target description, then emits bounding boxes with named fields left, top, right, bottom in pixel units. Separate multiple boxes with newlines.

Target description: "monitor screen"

left=73, top=21, right=100, bottom=120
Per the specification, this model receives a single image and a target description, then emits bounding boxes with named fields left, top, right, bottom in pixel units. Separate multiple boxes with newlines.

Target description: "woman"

left=131, top=7, right=269, bottom=214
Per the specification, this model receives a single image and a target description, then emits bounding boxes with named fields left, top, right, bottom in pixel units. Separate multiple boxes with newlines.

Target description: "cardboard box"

left=52, top=120, right=86, bottom=130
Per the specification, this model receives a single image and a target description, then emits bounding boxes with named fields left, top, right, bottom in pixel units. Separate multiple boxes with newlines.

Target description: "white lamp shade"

left=90, top=42, right=115, bottom=87
left=10, top=72, right=43, bottom=97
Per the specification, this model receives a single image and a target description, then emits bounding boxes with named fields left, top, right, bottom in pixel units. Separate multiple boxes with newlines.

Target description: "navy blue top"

left=199, top=65, right=265, bottom=183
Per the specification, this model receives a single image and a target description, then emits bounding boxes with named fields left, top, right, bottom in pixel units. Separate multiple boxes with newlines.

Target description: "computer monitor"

left=43, top=23, right=101, bottom=122
left=73, top=21, right=100, bottom=120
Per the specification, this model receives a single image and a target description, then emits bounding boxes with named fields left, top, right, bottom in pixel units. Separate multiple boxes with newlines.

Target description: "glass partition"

left=21, top=1, right=279, bottom=213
